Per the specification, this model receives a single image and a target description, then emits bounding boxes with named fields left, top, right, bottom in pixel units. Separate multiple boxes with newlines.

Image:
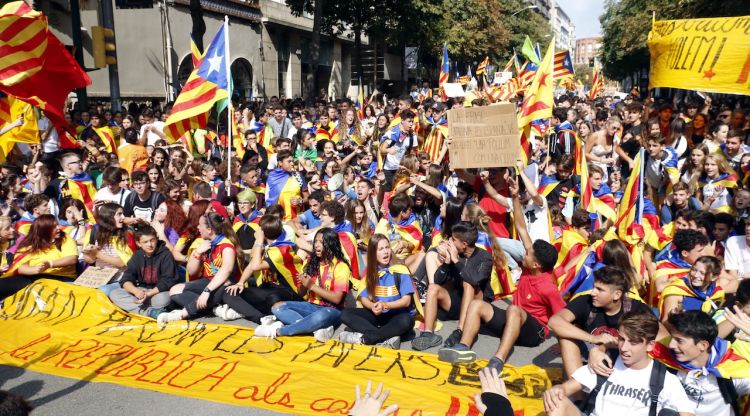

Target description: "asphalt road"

left=0, top=300, right=562, bottom=416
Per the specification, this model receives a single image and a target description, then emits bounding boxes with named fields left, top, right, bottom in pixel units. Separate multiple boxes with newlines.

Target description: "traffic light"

left=92, top=26, right=117, bottom=68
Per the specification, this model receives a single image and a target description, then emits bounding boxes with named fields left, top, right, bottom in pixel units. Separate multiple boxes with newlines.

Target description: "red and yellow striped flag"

left=0, top=1, right=90, bottom=130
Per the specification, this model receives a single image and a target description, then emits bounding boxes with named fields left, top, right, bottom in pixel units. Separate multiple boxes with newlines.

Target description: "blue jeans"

left=272, top=301, right=342, bottom=336
left=98, top=282, right=121, bottom=296
left=498, top=238, right=525, bottom=270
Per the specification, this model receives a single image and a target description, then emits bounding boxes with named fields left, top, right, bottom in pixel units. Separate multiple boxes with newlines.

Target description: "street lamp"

left=511, top=5, right=538, bottom=17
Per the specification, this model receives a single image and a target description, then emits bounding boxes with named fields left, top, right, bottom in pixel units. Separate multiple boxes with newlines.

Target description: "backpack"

left=578, top=360, right=667, bottom=416
left=124, top=192, right=161, bottom=219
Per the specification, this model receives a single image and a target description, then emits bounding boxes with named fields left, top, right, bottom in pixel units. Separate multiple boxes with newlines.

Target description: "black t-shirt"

left=123, top=191, right=166, bottom=221
left=567, top=295, right=652, bottom=336
left=457, top=248, right=495, bottom=302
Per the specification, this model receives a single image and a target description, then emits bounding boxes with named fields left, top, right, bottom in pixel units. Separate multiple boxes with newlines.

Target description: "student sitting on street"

left=339, top=233, right=415, bottom=349
left=109, top=225, right=179, bottom=318
left=437, top=177, right=565, bottom=372
left=548, top=266, right=653, bottom=378
left=543, top=310, right=695, bottom=416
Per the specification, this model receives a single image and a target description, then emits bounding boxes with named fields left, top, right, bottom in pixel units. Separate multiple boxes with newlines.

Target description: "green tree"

left=600, top=0, right=750, bottom=81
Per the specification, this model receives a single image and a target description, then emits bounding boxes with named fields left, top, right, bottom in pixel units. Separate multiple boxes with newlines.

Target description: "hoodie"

left=119, top=241, right=179, bottom=292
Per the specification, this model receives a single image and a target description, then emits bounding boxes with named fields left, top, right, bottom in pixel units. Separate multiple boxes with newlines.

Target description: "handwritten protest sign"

left=648, top=15, right=750, bottom=95
left=73, top=266, right=119, bottom=288
left=442, top=83, right=465, bottom=98
left=448, top=103, right=521, bottom=169
left=0, top=280, right=560, bottom=415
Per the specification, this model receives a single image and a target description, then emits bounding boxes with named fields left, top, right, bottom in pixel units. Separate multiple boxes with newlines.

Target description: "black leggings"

left=0, top=275, right=74, bottom=300
left=221, top=284, right=300, bottom=323
left=171, top=278, right=225, bottom=317
left=341, top=308, right=414, bottom=344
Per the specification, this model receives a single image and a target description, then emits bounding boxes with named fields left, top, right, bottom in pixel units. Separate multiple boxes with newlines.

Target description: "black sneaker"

left=411, top=331, right=443, bottom=351
left=484, top=356, right=505, bottom=373
left=438, top=343, right=477, bottom=363
left=443, top=329, right=462, bottom=347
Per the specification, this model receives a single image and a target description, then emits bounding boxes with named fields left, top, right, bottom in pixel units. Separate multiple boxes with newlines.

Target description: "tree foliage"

left=600, top=0, right=750, bottom=80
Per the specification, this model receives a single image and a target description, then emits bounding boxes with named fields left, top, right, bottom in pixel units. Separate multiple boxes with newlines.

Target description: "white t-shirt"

left=677, top=371, right=750, bottom=416
left=508, top=197, right=549, bottom=242
left=572, top=358, right=694, bottom=416
left=140, top=121, right=165, bottom=147
left=38, top=116, right=59, bottom=153
left=724, top=236, right=750, bottom=278
left=94, top=187, right=131, bottom=206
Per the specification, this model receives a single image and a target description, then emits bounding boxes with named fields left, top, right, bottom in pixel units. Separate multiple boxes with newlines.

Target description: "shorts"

left=437, top=287, right=462, bottom=321
left=482, top=305, right=546, bottom=347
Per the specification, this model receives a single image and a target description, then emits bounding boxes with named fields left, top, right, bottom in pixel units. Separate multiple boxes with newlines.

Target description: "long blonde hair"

left=462, top=204, right=507, bottom=270
left=336, top=109, right=363, bottom=145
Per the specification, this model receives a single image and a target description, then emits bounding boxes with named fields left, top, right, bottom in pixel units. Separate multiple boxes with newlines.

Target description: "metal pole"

left=159, top=2, right=169, bottom=101
left=100, top=0, right=121, bottom=111
left=70, top=0, right=88, bottom=111
left=224, top=16, right=232, bottom=196
left=164, top=1, right=175, bottom=102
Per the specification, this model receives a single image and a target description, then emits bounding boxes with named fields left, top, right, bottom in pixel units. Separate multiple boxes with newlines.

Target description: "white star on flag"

left=207, top=51, right=223, bottom=75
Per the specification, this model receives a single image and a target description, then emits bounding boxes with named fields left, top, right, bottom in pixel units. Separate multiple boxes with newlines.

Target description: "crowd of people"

left=2, top=86, right=750, bottom=415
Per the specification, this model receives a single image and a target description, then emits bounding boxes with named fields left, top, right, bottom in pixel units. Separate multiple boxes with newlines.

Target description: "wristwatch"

left=202, top=287, right=211, bottom=293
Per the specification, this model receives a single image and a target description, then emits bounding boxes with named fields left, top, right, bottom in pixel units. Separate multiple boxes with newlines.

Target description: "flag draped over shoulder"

left=265, top=168, right=300, bottom=220
left=0, top=1, right=91, bottom=129
left=658, top=277, right=724, bottom=317
left=421, top=116, right=448, bottom=162
left=164, top=24, right=229, bottom=142
left=651, top=337, right=750, bottom=379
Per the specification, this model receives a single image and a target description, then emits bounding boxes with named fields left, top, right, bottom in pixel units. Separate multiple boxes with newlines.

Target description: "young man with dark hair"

left=551, top=107, right=577, bottom=159
left=661, top=182, right=701, bottom=225
left=293, top=190, right=325, bottom=232
left=652, top=310, right=750, bottom=416
left=411, top=221, right=494, bottom=351
left=109, top=225, right=179, bottom=318
left=380, top=110, right=417, bottom=189
left=543, top=310, right=694, bottom=416
left=712, top=212, right=734, bottom=258
left=265, top=149, right=302, bottom=221
left=267, top=136, right=293, bottom=170
left=549, top=266, right=653, bottom=377
left=123, top=170, right=166, bottom=225
left=16, top=194, right=50, bottom=236
left=655, top=229, right=709, bottom=297
left=437, top=177, right=565, bottom=372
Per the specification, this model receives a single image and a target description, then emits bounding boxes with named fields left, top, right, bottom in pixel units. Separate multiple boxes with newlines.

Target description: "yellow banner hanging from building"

left=0, top=280, right=560, bottom=415
left=648, top=15, right=750, bottom=95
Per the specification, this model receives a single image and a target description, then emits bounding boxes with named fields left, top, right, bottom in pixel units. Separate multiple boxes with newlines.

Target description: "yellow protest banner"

left=0, top=280, right=560, bottom=415
left=648, top=15, right=750, bottom=95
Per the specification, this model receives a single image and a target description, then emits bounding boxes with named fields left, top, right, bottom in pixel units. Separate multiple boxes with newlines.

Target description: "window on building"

left=276, top=33, right=289, bottom=98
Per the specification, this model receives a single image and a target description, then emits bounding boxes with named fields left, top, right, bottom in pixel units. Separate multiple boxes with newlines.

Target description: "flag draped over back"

left=164, top=24, right=229, bottom=142
left=0, top=1, right=90, bottom=129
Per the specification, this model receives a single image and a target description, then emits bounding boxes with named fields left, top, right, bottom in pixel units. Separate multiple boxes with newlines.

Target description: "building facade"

left=35, top=0, right=401, bottom=103
left=575, top=36, right=602, bottom=67
left=550, top=5, right=575, bottom=52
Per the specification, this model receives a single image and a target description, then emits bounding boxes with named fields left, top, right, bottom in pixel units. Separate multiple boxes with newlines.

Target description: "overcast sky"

left=557, top=0, right=605, bottom=38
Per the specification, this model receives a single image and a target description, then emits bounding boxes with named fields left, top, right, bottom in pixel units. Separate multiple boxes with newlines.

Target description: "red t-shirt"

left=512, top=271, right=566, bottom=337
left=472, top=177, right=510, bottom=238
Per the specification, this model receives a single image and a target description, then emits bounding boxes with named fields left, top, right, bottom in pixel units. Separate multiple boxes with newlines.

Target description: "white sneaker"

left=222, top=307, right=243, bottom=321
left=157, top=310, right=184, bottom=324
left=254, top=321, right=283, bottom=338
left=260, top=315, right=277, bottom=326
left=313, top=325, right=335, bottom=342
left=213, top=304, right=227, bottom=317
left=338, top=331, right=363, bottom=345
left=376, top=335, right=401, bottom=350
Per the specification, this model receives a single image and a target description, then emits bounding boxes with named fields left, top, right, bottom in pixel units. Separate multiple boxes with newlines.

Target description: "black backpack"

left=578, top=360, right=667, bottom=416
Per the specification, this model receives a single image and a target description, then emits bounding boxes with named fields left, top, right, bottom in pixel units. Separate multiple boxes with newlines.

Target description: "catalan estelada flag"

left=356, top=77, right=365, bottom=120
left=262, top=234, right=304, bottom=291
left=422, top=116, right=448, bottom=162
left=553, top=50, right=575, bottom=79
left=589, top=64, right=604, bottom=100
left=60, top=172, right=97, bottom=218
left=164, top=22, right=230, bottom=142
left=0, top=2, right=90, bottom=130
left=476, top=56, right=489, bottom=76
left=439, top=44, right=449, bottom=100
left=190, top=32, right=204, bottom=68
left=658, top=277, right=724, bottom=317
left=374, top=214, right=423, bottom=255
left=265, top=168, right=301, bottom=221
left=517, top=40, right=554, bottom=128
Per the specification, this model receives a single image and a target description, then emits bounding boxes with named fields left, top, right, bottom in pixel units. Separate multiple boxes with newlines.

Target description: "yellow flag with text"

left=648, top=15, right=750, bottom=95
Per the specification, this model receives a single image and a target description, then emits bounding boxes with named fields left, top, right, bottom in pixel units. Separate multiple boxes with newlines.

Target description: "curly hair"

left=304, top=228, right=350, bottom=278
